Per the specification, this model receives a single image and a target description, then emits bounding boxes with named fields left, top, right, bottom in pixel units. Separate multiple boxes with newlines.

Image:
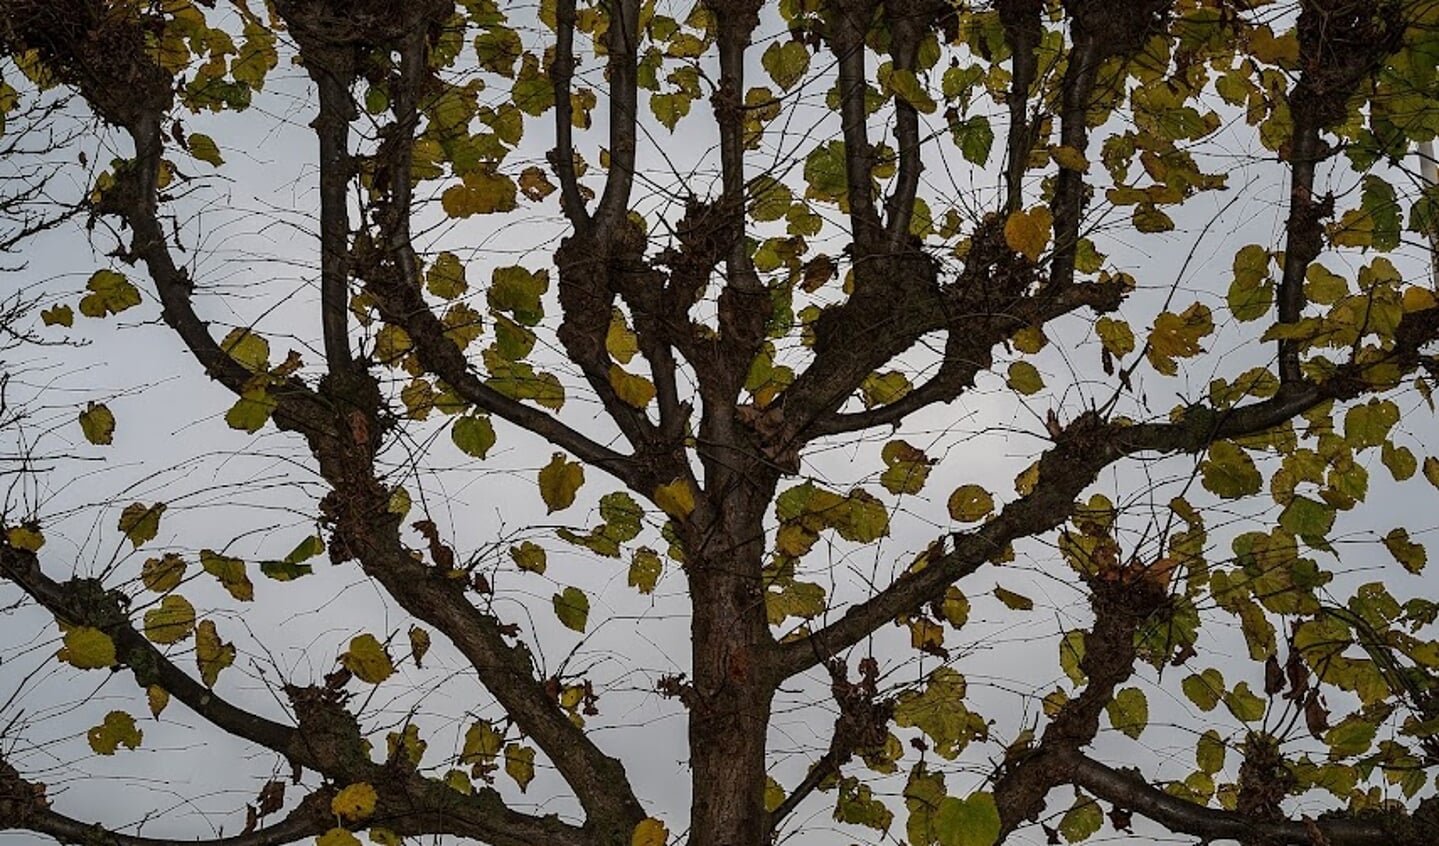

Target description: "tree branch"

left=594, top=0, right=641, bottom=229
left=550, top=0, right=591, bottom=230
left=831, top=0, right=882, bottom=251
left=996, top=0, right=1041, bottom=213
left=773, top=301, right=1439, bottom=678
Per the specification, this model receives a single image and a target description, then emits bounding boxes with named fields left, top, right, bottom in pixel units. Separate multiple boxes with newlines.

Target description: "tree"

left=3, top=0, right=1439, bottom=844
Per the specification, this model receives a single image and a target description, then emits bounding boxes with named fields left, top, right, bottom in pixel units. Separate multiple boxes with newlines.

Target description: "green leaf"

left=1058, top=793, right=1103, bottom=843
left=1201, top=441, right=1262, bottom=498
left=188, top=132, right=223, bottom=166
left=509, top=541, right=547, bottom=574
left=225, top=387, right=276, bottom=432
left=118, top=502, right=165, bottom=548
left=538, top=453, right=584, bottom=513
left=1226, top=244, right=1273, bottom=322
left=761, top=39, right=810, bottom=91
left=1060, top=630, right=1087, bottom=686
left=79, top=402, right=115, bottom=445
left=1383, top=528, right=1427, bottom=574
left=992, top=585, right=1033, bottom=611
left=452, top=415, right=497, bottom=458
left=1196, top=729, right=1226, bottom=773
left=1278, top=496, right=1334, bottom=543
left=1006, top=361, right=1044, bottom=395
left=933, top=791, right=1001, bottom=846
left=950, top=115, right=994, bottom=166
left=341, top=633, right=395, bottom=684
left=79, top=270, right=141, bottom=318
left=1382, top=441, right=1417, bottom=481
left=427, top=251, right=468, bottom=299
left=1182, top=668, right=1224, bottom=711
left=1343, top=400, right=1399, bottom=450
left=552, top=586, right=589, bottom=632
left=1106, top=687, right=1148, bottom=739
left=1222, top=681, right=1266, bottom=722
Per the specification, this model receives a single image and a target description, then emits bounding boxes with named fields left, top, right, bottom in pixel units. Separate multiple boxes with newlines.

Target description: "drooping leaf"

left=1057, top=793, right=1103, bottom=843
left=118, top=502, right=165, bottom=549
left=504, top=743, right=536, bottom=791
left=538, top=453, right=584, bottom=513
left=200, top=549, right=253, bottom=601
left=629, top=547, right=662, bottom=594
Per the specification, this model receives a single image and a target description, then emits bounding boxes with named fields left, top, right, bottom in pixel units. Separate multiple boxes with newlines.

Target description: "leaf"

left=1222, top=681, right=1265, bottom=722
left=993, top=585, right=1033, bottom=611
left=195, top=620, right=234, bottom=687
left=1146, top=303, right=1213, bottom=375
left=143, top=594, right=196, bottom=645
left=141, top=554, right=186, bottom=593
left=1004, top=207, right=1052, bottom=262
left=1196, top=729, right=1226, bottom=773
left=147, top=685, right=170, bottom=718
left=6, top=524, right=44, bottom=552
left=1382, top=441, right=1417, bottom=481
left=59, top=626, right=116, bottom=670
left=761, top=39, right=809, bottom=90
left=504, top=743, right=536, bottom=791
left=1006, top=361, right=1044, bottom=395
left=1383, top=528, right=1427, bottom=574
left=538, top=453, right=584, bottom=513
left=654, top=478, right=696, bottom=519
left=880, top=440, right=933, bottom=496
left=426, top=252, right=468, bottom=299
left=118, top=502, right=165, bottom=548
left=87, top=710, right=142, bottom=755
left=79, top=402, right=115, bottom=445
left=79, top=269, right=141, bottom=318
left=510, top=541, right=547, bottom=574
left=1058, top=793, right=1103, bottom=843
left=1226, top=244, right=1273, bottom=322
left=609, top=365, right=656, bottom=408
left=186, top=132, right=223, bottom=166
left=1105, top=687, right=1148, bottom=739
left=317, top=829, right=362, bottom=846
left=1096, top=317, right=1135, bottom=358
left=1344, top=400, right=1399, bottom=450
left=1182, top=668, right=1223, bottom=711
left=461, top=720, right=504, bottom=766
left=632, top=818, right=668, bottom=846
left=553, top=586, right=590, bottom=632
left=1278, top=496, right=1334, bottom=543
left=340, top=634, right=395, bottom=684
left=331, top=783, right=377, bottom=822
left=1201, top=441, right=1262, bottom=499
left=452, top=415, right=497, bottom=458
left=948, top=485, right=994, bottom=522
left=629, top=547, right=662, bottom=594
left=441, top=168, right=518, bottom=217
left=933, top=791, right=1001, bottom=846
left=950, top=115, right=994, bottom=165
left=41, top=304, right=73, bottom=326
left=200, top=549, right=253, bottom=601
left=226, top=387, right=277, bottom=432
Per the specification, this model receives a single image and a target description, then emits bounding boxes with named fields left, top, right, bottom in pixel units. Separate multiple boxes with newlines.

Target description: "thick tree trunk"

left=686, top=495, right=777, bottom=846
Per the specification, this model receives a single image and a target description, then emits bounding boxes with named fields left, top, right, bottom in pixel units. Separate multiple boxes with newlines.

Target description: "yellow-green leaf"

left=933, top=791, right=1001, bottom=846
left=426, top=251, right=468, bottom=299
left=632, top=818, right=668, bottom=846
left=629, top=547, right=662, bottom=594
left=1383, top=528, right=1426, bottom=574
left=59, top=626, right=116, bottom=670
left=87, top=710, right=141, bottom=755
left=143, top=594, right=196, bottom=645
left=118, top=502, right=165, bottom=548
left=948, top=485, right=994, bottom=523
left=317, top=829, right=361, bottom=846
left=609, top=365, right=656, bottom=408
left=331, top=783, right=377, bottom=822
left=1006, top=361, right=1044, bottom=395
left=41, top=304, right=73, bottom=327
left=341, top=633, right=394, bottom=684
left=6, top=524, right=44, bottom=552
left=761, top=39, right=809, bottom=91
left=141, top=553, right=186, bottom=592
left=654, top=478, right=696, bottom=519
left=1105, top=687, right=1148, bottom=739
left=188, top=132, right=223, bottom=166
left=1004, top=207, right=1052, bottom=262
left=452, top=415, right=497, bottom=459
left=195, top=619, right=235, bottom=687
left=538, top=453, right=584, bottom=513
left=509, top=541, right=547, bottom=574
left=1058, top=793, right=1103, bottom=843
left=79, top=402, right=115, bottom=445
left=993, top=585, right=1033, bottom=611
left=79, top=270, right=141, bottom=318
left=504, top=743, right=536, bottom=791
left=147, top=685, right=170, bottom=718
left=200, top=549, right=253, bottom=601
left=553, top=586, right=589, bottom=632
left=219, top=329, right=270, bottom=373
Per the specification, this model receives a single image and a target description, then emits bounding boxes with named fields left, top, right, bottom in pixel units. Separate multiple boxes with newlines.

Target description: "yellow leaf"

left=141, top=553, right=186, bottom=592
left=188, top=132, right=224, bottom=166
left=1004, top=207, right=1052, bottom=262
left=147, top=685, right=170, bottom=718
left=1050, top=145, right=1089, bottom=172
left=59, top=626, right=116, bottom=670
left=504, top=743, right=536, bottom=791
left=79, top=402, right=115, bottom=445
left=609, top=365, right=657, bottom=408
left=195, top=619, right=235, bottom=687
left=1403, top=287, right=1437, bottom=313
left=331, top=783, right=378, bottom=822
left=538, top=453, right=585, bottom=513
left=340, top=633, right=395, bottom=684
left=143, top=594, right=196, bottom=645
left=316, top=829, right=362, bottom=846
left=654, top=478, right=696, bottom=519
left=632, top=818, right=669, bottom=846
left=5, top=524, right=44, bottom=552
left=408, top=626, right=431, bottom=668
